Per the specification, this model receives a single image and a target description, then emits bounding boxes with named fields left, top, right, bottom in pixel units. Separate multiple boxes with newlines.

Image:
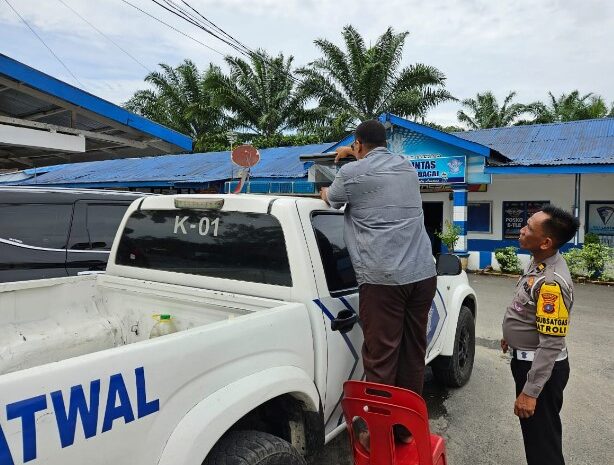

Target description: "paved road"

left=309, top=274, right=614, bottom=465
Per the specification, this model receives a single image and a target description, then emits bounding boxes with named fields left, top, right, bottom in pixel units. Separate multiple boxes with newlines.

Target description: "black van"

left=0, top=187, right=149, bottom=283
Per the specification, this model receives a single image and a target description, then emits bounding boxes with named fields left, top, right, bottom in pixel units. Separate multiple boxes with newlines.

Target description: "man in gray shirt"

left=321, top=120, right=436, bottom=443
left=501, top=205, right=579, bottom=465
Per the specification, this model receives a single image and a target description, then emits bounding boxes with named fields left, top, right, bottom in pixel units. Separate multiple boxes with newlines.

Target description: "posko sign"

left=406, top=154, right=466, bottom=184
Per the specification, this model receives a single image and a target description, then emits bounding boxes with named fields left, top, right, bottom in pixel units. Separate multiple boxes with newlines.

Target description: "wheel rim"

left=458, top=326, right=470, bottom=368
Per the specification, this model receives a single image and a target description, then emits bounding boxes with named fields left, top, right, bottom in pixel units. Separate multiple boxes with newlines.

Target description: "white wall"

left=467, top=173, right=613, bottom=243
left=421, top=173, right=614, bottom=269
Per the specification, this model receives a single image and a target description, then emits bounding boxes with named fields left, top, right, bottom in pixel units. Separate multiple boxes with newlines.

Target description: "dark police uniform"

left=502, top=252, right=573, bottom=465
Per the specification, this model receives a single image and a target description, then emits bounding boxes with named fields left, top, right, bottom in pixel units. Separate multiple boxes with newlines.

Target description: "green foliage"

left=457, top=91, right=531, bottom=129
left=124, top=60, right=224, bottom=151
left=581, top=243, right=611, bottom=279
left=583, top=232, right=600, bottom=245
left=423, top=121, right=465, bottom=133
left=562, top=247, right=585, bottom=278
left=193, top=133, right=327, bottom=154
left=296, top=25, right=455, bottom=138
left=205, top=51, right=317, bottom=137
left=522, top=91, right=614, bottom=124
left=126, top=26, right=458, bottom=148
left=494, top=246, right=522, bottom=274
left=563, top=241, right=614, bottom=280
left=436, top=221, right=461, bottom=251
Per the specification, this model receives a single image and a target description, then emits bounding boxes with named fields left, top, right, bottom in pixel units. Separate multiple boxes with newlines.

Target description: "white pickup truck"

left=0, top=194, right=477, bottom=465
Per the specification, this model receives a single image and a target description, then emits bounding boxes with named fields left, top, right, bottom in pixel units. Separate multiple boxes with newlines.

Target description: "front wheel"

left=203, top=430, right=306, bottom=465
left=431, top=305, right=475, bottom=387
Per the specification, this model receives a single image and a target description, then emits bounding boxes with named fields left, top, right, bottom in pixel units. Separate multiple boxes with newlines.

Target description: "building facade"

left=4, top=113, right=613, bottom=271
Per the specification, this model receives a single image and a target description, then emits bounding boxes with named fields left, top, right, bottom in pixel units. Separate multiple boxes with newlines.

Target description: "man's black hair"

left=355, top=120, right=387, bottom=147
left=540, top=205, right=580, bottom=248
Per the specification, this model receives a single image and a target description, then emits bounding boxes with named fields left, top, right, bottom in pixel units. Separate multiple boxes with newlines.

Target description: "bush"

left=435, top=221, right=461, bottom=251
left=562, top=247, right=585, bottom=278
left=494, top=246, right=522, bottom=274
left=563, top=241, right=614, bottom=280
left=583, top=232, right=601, bottom=245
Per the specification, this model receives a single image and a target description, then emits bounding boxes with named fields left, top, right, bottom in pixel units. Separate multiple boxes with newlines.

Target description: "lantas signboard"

left=406, top=154, right=466, bottom=184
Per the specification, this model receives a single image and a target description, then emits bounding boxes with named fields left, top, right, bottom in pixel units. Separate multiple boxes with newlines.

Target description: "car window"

left=69, top=202, right=130, bottom=250
left=311, top=212, right=357, bottom=294
left=115, top=209, right=292, bottom=286
left=0, top=203, right=72, bottom=249
left=87, top=203, right=130, bottom=249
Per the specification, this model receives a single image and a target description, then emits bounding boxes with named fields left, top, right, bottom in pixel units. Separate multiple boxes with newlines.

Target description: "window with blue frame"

left=468, top=202, right=492, bottom=233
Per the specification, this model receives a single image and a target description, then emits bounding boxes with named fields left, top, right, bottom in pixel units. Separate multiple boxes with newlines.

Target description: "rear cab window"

left=115, top=209, right=292, bottom=286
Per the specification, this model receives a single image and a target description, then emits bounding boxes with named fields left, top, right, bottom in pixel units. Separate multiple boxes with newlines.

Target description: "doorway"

left=423, top=202, right=443, bottom=256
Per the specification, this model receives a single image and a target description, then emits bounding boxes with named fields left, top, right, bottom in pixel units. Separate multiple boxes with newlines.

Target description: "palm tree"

left=526, top=91, right=614, bottom=123
left=205, top=51, right=311, bottom=137
left=124, top=60, right=224, bottom=151
left=457, top=91, right=529, bottom=129
left=296, top=25, right=454, bottom=136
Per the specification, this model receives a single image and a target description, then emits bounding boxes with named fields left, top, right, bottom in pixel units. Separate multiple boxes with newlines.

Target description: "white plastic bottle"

left=150, top=314, right=178, bottom=338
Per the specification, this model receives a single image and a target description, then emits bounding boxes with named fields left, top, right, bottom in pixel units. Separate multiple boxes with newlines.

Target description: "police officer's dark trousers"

left=511, top=357, right=570, bottom=465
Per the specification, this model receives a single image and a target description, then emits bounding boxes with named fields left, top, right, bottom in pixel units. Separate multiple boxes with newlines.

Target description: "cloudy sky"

left=1, top=0, right=613, bottom=126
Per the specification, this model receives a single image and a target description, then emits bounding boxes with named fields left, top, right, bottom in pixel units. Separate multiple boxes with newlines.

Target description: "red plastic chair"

left=342, top=380, right=447, bottom=465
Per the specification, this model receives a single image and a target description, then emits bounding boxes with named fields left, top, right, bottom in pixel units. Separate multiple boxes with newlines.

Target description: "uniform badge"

left=541, top=293, right=558, bottom=314
left=523, top=276, right=535, bottom=294
left=536, top=263, right=546, bottom=272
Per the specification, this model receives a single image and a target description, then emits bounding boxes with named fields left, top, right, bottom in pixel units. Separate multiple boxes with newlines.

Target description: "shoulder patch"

left=535, top=281, right=569, bottom=336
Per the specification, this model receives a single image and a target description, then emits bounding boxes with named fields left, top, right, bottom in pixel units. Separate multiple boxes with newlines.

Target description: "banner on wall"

left=586, top=201, right=614, bottom=236
left=503, top=201, right=550, bottom=239
left=406, top=154, right=466, bottom=184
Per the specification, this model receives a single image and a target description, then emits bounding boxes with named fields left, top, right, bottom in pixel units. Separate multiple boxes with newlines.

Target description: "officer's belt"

left=511, top=348, right=568, bottom=362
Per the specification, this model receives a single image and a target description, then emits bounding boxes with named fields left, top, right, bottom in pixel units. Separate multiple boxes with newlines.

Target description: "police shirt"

left=502, top=252, right=573, bottom=397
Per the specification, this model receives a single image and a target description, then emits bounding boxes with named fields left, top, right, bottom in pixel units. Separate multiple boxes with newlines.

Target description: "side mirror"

left=436, top=253, right=462, bottom=276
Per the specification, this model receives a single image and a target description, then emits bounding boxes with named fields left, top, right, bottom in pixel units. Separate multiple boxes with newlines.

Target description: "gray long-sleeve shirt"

left=502, top=252, right=573, bottom=397
left=326, top=147, right=436, bottom=286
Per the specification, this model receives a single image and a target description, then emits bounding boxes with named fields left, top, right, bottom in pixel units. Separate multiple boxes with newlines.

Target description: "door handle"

left=331, top=309, right=358, bottom=333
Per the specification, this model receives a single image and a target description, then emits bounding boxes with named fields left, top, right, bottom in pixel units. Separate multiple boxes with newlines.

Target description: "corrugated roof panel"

left=17, top=143, right=331, bottom=186
left=455, top=118, right=614, bottom=165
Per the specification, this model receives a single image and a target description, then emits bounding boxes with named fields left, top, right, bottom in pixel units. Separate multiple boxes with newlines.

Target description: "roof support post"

left=574, top=174, right=582, bottom=245
left=452, top=186, right=468, bottom=254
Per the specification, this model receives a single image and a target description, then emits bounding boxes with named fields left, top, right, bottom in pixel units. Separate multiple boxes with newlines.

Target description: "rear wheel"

left=432, top=305, right=475, bottom=387
left=203, top=430, right=306, bottom=465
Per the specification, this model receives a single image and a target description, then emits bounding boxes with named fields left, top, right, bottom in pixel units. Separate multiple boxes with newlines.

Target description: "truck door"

left=298, top=208, right=364, bottom=434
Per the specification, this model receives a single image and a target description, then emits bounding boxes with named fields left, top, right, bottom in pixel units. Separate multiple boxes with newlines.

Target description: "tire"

left=431, top=305, right=475, bottom=388
left=203, top=430, right=307, bottom=465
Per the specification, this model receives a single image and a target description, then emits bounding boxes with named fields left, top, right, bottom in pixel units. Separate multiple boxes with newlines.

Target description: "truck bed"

left=0, top=274, right=288, bottom=375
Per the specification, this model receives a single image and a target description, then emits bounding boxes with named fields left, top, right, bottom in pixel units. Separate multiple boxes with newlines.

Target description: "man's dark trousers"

left=511, top=357, right=570, bottom=465
left=359, top=276, right=437, bottom=395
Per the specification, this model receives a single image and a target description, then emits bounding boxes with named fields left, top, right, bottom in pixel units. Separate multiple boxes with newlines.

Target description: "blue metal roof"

left=14, top=143, right=331, bottom=187
left=454, top=118, right=614, bottom=166
left=325, top=113, right=494, bottom=158
left=0, top=53, right=192, bottom=151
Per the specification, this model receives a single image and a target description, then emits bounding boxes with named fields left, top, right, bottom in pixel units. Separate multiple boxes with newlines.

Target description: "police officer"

left=501, top=205, right=579, bottom=465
